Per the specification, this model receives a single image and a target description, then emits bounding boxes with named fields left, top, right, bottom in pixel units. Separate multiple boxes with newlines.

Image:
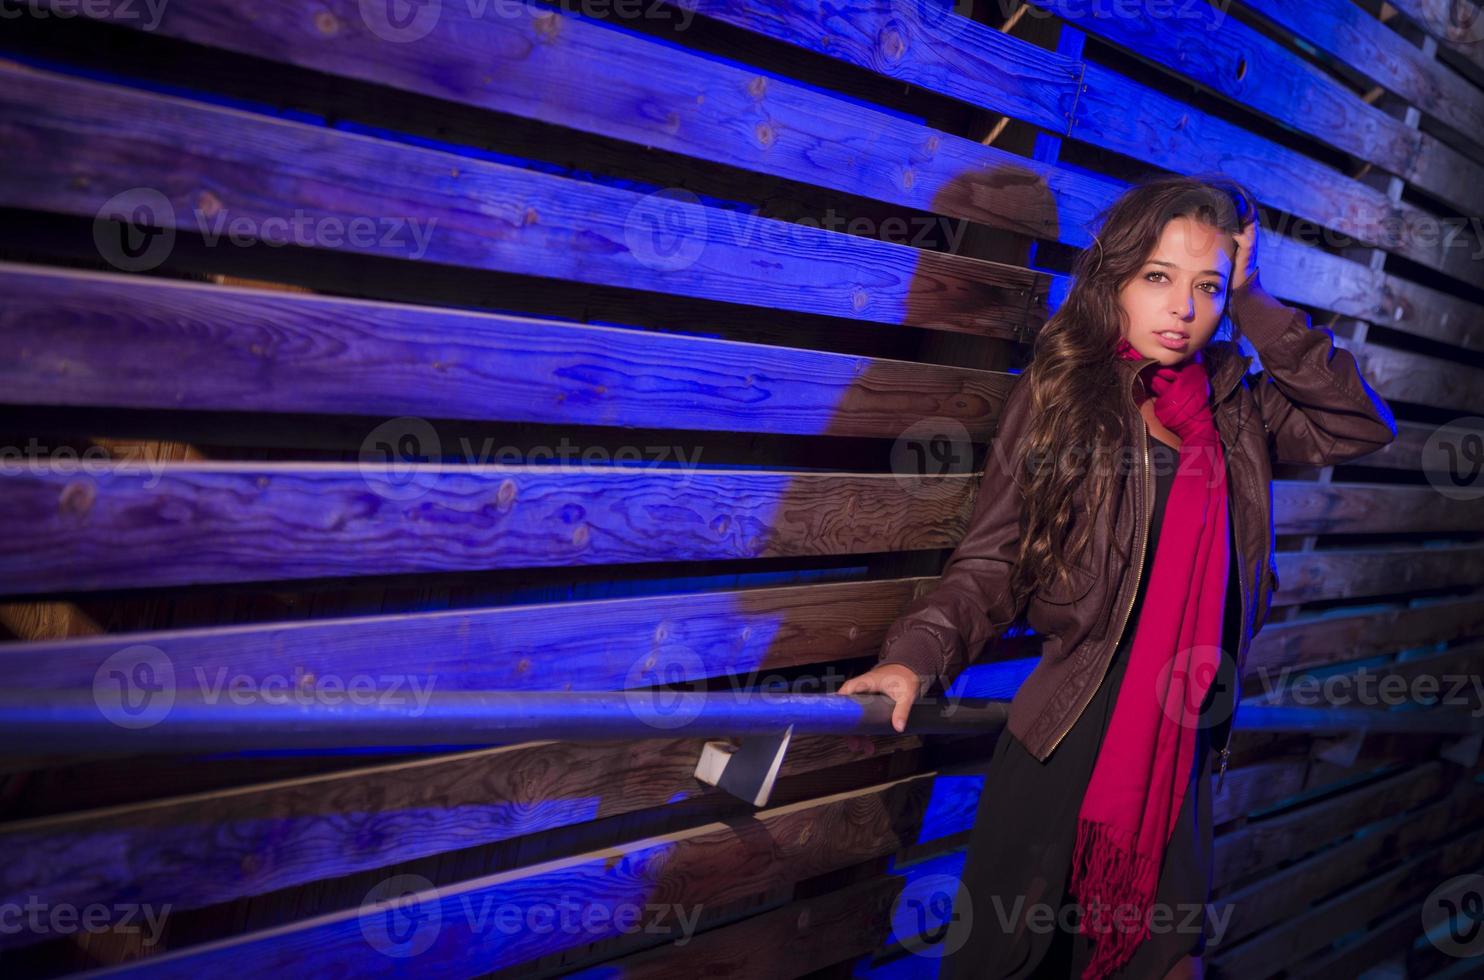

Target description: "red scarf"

left=1066, top=339, right=1230, bottom=978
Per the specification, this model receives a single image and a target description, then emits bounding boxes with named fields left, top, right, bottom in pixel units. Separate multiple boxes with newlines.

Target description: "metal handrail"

left=1233, top=703, right=1482, bottom=736
left=0, top=689, right=1010, bottom=754
left=1, top=690, right=1477, bottom=755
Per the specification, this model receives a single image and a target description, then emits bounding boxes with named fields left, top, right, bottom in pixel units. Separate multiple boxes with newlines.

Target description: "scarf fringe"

left=1068, top=816, right=1159, bottom=979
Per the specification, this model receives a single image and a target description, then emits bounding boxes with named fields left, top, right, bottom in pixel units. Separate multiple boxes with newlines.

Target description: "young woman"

left=839, top=175, right=1396, bottom=979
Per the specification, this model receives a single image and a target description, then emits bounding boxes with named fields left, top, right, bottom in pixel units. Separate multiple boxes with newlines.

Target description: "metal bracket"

left=694, top=725, right=794, bottom=808
left=1312, top=729, right=1366, bottom=767
left=1441, top=730, right=1483, bottom=768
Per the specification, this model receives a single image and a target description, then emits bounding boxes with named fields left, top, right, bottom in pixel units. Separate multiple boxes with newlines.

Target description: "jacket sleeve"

left=876, top=372, right=1034, bottom=692
left=1229, top=267, right=1397, bottom=466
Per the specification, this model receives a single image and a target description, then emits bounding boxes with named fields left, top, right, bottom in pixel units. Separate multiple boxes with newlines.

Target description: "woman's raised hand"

left=1231, top=218, right=1258, bottom=292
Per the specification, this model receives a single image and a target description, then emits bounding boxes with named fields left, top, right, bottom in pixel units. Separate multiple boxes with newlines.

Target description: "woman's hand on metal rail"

left=838, top=663, right=926, bottom=751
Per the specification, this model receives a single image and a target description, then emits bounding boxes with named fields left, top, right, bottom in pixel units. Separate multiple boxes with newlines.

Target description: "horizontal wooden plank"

left=1214, top=720, right=1484, bottom=829
left=1078, top=58, right=1484, bottom=286
left=1289, top=895, right=1444, bottom=979
left=50, top=0, right=1112, bottom=255
left=1407, top=125, right=1484, bottom=233
left=58, top=774, right=936, bottom=977
left=683, top=0, right=1480, bottom=288
left=1256, top=241, right=1483, bottom=355
left=1249, top=647, right=1484, bottom=747
left=1241, top=0, right=1484, bottom=149
left=674, top=0, right=1482, bottom=345
left=1046, top=3, right=1406, bottom=181
left=1214, top=763, right=1450, bottom=892
left=0, top=463, right=975, bottom=595
left=1273, top=544, right=1484, bottom=606
left=1274, top=481, right=1484, bottom=535
left=0, top=729, right=917, bottom=947
left=0, top=263, right=1009, bottom=441
left=7, top=460, right=1466, bottom=598
left=1216, top=778, right=1484, bottom=951
left=0, top=61, right=1044, bottom=339
left=1353, top=417, right=1484, bottom=480
left=1211, top=817, right=1484, bottom=974
left=564, top=875, right=899, bottom=977
left=1245, top=596, right=1484, bottom=685
left=1343, top=419, right=1445, bottom=471
left=1045, top=0, right=1484, bottom=244
left=1386, top=0, right=1484, bottom=76
left=1375, top=267, right=1484, bottom=354
left=0, top=577, right=924, bottom=690
left=1350, top=340, right=1484, bottom=413
left=8, top=9, right=1472, bottom=353
left=67, top=0, right=1484, bottom=353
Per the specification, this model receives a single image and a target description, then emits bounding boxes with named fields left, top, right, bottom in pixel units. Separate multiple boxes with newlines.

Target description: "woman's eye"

left=1146, top=272, right=1221, bottom=295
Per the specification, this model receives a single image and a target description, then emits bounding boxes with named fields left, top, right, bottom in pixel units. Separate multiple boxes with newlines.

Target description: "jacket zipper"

left=1040, top=361, right=1154, bottom=759
left=1215, top=466, right=1250, bottom=793
left=1213, top=368, right=1250, bottom=793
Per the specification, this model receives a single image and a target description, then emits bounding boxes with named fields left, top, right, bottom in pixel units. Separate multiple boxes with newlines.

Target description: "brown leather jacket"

left=877, top=268, right=1397, bottom=778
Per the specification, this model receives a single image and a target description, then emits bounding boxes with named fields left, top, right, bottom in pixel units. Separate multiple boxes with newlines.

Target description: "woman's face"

left=1116, top=216, right=1234, bottom=367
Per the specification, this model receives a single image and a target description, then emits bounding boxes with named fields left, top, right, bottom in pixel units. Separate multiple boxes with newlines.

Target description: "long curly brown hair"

left=1005, top=173, right=1259, bottom=612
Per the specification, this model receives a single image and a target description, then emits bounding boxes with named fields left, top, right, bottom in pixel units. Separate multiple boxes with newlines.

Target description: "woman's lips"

left=1153, top=330, right=1189, bottom=351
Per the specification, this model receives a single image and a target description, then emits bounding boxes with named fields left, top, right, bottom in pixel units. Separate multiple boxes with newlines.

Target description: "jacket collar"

left=1114, top=340, right=1251, bottom=405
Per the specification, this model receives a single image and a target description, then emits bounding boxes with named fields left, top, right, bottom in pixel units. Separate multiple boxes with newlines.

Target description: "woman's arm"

left=1229, top=268, right=1398, bottom=466
left=874, top=372, right=1035, bottom=695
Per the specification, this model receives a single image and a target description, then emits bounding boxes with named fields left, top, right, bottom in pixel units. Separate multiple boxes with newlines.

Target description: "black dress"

left=941, top=437, right=1241, bottom=979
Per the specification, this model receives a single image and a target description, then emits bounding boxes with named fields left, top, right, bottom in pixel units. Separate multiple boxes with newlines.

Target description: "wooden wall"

left=1, top=0, right=1483, bottom=976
